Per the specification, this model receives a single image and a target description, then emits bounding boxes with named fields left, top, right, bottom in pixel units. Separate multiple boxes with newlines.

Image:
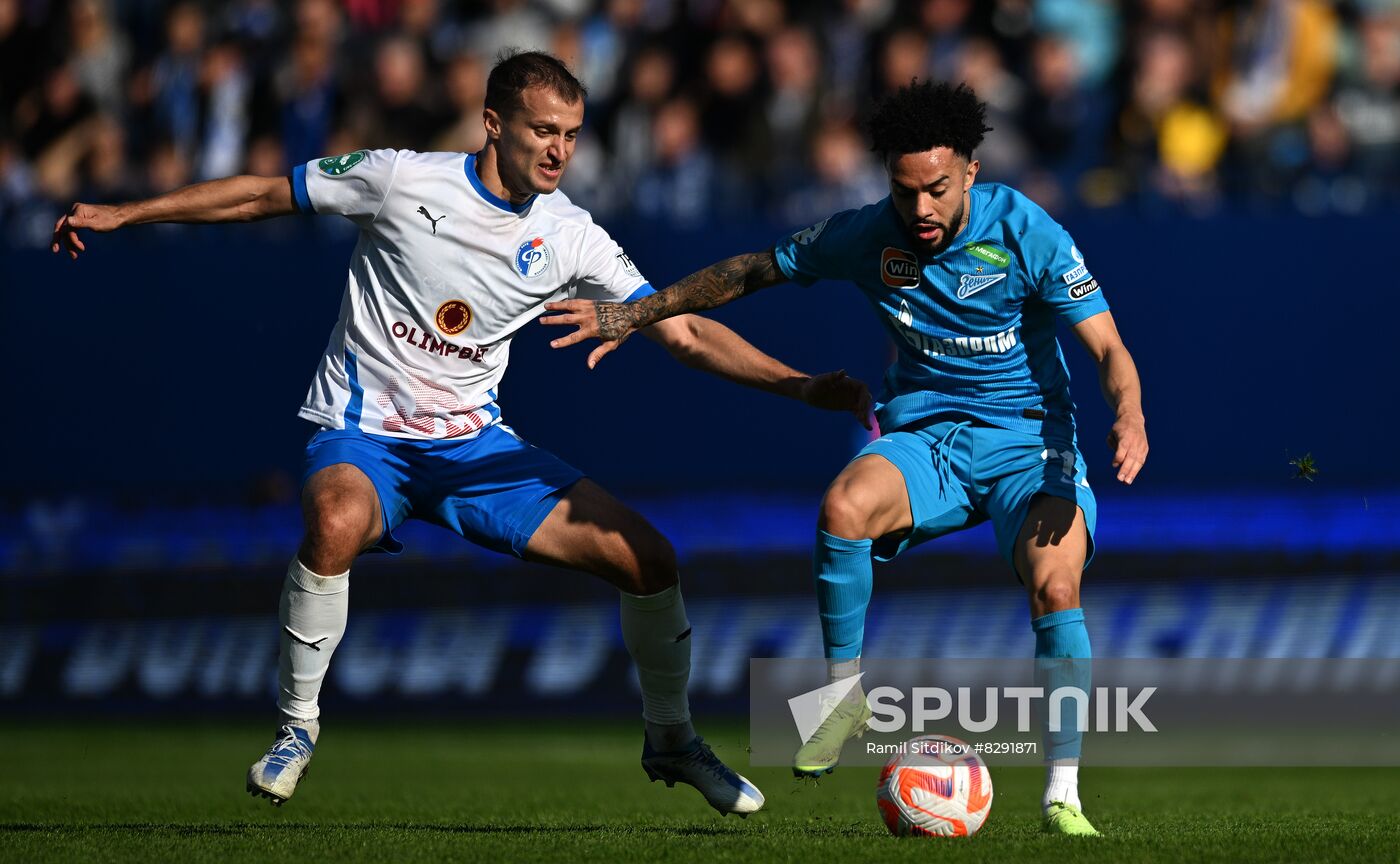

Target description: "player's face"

left=886, top=148, right=980, bottom=255
left=486, top=86, right=584, bottom=197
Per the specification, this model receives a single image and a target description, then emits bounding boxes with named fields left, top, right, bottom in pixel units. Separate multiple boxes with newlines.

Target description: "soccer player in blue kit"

left=543, top=81, right=1149, bottom=835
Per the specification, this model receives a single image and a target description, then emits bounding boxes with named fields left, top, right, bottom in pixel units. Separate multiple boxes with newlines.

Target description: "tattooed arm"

left=541, top=248, right=786, bottom=368
left=538, top=248, right=872, bottom=426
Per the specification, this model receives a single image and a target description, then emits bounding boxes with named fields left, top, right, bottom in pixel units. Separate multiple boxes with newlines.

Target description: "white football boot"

left=246, top=720, right=318, bottom=806
left=641, top=735, right=765, bottom=816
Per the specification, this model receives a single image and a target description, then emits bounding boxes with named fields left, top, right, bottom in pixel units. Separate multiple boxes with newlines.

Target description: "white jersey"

left=291, top=149, right=652, bottom=439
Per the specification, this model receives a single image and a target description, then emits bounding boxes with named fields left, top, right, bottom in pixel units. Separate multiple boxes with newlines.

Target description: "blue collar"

left=465, top=152, right=535, bottom=214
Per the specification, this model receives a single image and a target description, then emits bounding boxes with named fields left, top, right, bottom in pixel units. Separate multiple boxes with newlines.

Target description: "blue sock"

left=1033, top=608, right=1092, bottom=761
left=814, top=530, right=873, bottom=660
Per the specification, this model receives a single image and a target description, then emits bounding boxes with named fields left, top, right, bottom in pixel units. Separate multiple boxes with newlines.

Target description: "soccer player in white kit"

left=52, top=51, right=872, bottom=816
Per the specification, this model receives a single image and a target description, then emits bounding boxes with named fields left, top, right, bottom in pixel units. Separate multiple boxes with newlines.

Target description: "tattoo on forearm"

left=595, top=251, right=783, bottom=340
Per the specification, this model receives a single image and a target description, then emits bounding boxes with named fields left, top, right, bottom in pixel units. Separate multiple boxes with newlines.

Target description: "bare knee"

left=1030, top=571, right=1080, bottom=616
left=300, top=476, right=379, bottom=573
left=819, top=482, right=879, bottom=540
left=614, top=531, right=677, bottom=595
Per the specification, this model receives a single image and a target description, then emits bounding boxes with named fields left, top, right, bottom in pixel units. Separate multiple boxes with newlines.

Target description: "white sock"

left=828, top=657, right=861, bottom=684
left=1043, top=760, right=1081, bottom=811
left=619, top=582, right=695, bottom=751
left=277, top=557, right=349, bottom=723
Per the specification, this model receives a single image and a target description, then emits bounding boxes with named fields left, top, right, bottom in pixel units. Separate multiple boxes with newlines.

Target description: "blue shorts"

left=302, top=424, right=584, bottom=558
left=857, top=420, right=1097, bottom=573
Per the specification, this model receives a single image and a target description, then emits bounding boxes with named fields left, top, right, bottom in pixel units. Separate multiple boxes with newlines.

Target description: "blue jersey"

left=773, top=182, right=1109, bottom=438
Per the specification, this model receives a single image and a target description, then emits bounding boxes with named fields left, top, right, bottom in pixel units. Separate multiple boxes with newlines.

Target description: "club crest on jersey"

left=1061, top=246, right=1088, bottom=283
left=435, top=299, right=473, bottom=335
left=881, top=247, right=920, bottom=288
left=957, top=272, right=1007, bottom=299
left=318, top=150, right=367, bottom=176
left=515, top=237, right=552, bottom=279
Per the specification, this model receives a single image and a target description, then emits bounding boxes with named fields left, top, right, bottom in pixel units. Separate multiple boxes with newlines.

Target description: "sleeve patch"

left=791, top=217, right=830, bottom=245
left=318, top=151, right=368, bottom=176
left=1067, top=277, right=1100, bottom=300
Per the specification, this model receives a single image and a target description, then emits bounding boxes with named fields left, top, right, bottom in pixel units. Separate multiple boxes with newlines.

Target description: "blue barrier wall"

left=3, top=574, right=1397, bottom=714
left=3, top=210, right=1394, bottom=498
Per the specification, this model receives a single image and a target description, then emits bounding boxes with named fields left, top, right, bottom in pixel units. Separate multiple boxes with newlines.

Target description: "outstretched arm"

left=541, top=248, right=787, bottom=368
left=52, top=175, right=297, bottom=259
left=1072, top=311, right=1148, bottom=484
left=643, top=314, right=872, bottom=429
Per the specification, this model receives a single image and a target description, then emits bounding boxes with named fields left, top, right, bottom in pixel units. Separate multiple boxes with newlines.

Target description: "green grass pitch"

left=2, top=719, right=1396, bottom=863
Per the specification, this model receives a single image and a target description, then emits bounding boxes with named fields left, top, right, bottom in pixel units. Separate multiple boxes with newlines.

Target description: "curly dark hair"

left=866, top=80, right=992, bottom=161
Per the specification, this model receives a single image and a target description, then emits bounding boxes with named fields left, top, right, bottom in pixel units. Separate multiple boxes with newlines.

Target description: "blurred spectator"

left=723, top=0, right=786, bottom=36
left=820, top=0, right=894, bottom=113
left=577, top=0, right=646, bottom=105
left=16, top=66, right=96, bottom=167
left=955, top=37, right=1028, bottom=183
left=3, top=0, right=1400, bottom=239
left=918, top=0, right=975, bottom=83
left=1215, top=0, right=1339, bottom=201
left=609, top=44, right=675, bottom=186
left=433, top=53, right=488, bottom=154
left=1036, top=0, right=1120, bottom=87
left=197, top=40, right=252, bottom=180
left=0, top=0, right=43, bottom=129
left=700, top=33, right=766, bottom=182
left=464, top=0, right=553, bottom=57
left=779, top=118, right=886, bottom=224
left=136, top=3, right=207, bottom=160
left=762, top=27, right=823, bottom=193
left=349, top=35, right=443, bottom=150
left=83, top=114, right=135, bottom=202
left=1117, top=28, right=1227, bottom=211
left=633, top=97, right=717, bottom=228
left=67, top=0, right=131, bottom=116
left=251, top=1, right=345, bottom=170
left=1020, top=32, right=1112, bottom=208
left=1332, top=9, right=1400, bottom=204
left=877, top=28, right=929, bottom=96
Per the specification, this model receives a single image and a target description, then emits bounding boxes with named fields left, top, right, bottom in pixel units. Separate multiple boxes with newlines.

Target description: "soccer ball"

left=875, top=734, right=993, bottom=837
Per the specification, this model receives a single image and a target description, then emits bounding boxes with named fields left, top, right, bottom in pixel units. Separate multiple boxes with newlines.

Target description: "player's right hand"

left=52, top=203, right=123, bottom=259
left=541, top=299, right=635, bottom=368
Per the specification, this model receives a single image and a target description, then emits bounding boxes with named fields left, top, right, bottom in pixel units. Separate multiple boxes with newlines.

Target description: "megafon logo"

left=881, top=248, right=920, bottom=288
left=789, top=673, right=866, bottom=744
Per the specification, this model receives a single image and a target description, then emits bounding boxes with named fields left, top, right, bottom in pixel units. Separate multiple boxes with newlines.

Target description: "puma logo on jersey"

left=416, top=205, right=446, bottom=234
left=956, top=272, right=1007, bottom=299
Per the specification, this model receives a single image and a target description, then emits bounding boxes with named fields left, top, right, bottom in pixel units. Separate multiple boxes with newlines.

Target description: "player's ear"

left=482, top=107, right=503, bottom=142
left=964, top=158, right=980, bottom=188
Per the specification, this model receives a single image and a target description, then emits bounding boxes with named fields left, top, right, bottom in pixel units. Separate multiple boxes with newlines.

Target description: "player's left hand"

left=1107, top=412, right=1148, bottom=484
left=541, top=299, right=633, bottom=369
left=800, top=370, right=873, bottom=430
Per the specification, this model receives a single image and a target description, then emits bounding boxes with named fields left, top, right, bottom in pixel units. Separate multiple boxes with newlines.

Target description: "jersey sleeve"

left=571, top=222, right=653, bottom=303
left=1022, top=212, right=1110, bottom=325
left=772, top=209, right=861, bottom=286
left=291, top=149, right=402, bottom=223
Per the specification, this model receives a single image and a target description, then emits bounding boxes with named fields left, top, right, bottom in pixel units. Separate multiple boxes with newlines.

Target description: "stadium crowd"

left=2, top=0, right=1398, bottom=244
